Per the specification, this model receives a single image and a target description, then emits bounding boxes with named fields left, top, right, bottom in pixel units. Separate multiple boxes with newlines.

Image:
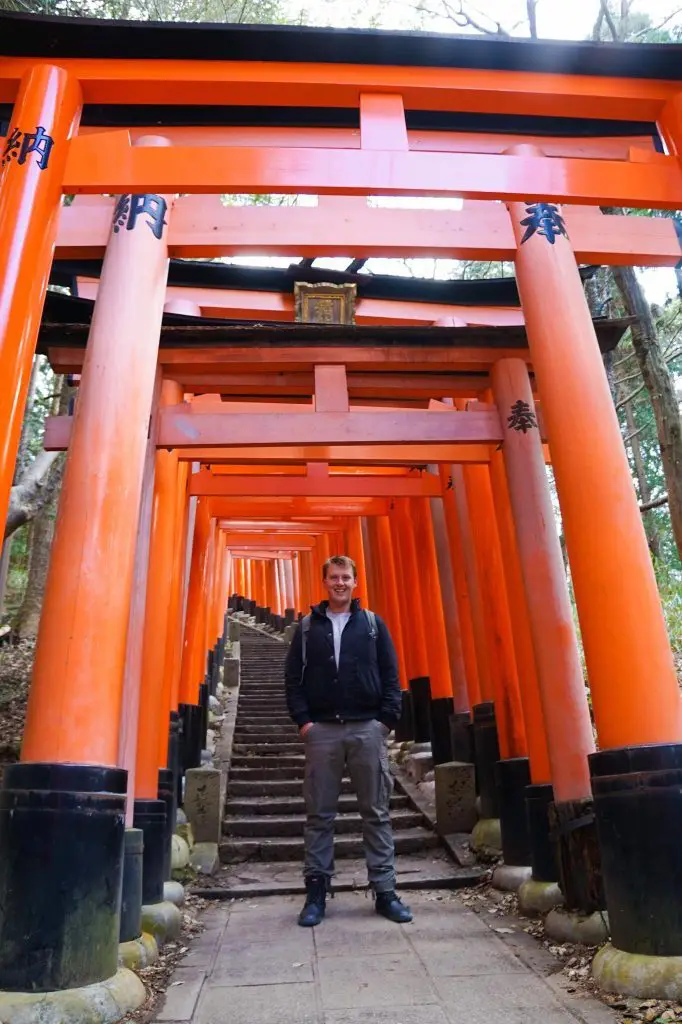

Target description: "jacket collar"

left=311, top=598, right=361, bottom=619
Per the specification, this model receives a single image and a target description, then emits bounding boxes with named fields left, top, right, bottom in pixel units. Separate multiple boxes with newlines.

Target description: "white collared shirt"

left=326, top=609, right=351, bottom=668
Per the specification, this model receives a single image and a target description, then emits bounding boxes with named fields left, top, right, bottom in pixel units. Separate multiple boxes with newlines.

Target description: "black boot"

left=374, top=891, right=413, bottom=924
left=298, top=875, right=327, bottom=927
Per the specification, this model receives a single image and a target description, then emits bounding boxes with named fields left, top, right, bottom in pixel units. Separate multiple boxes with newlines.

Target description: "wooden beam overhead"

left=55, top=195, right=681, bottom=266
left=189, top=468, right=442, bottom=497
left=56, top=132, right=682, bottom=208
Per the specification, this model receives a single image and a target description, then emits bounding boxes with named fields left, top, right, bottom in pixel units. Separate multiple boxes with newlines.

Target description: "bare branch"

left=631, top=8, right=682, bottom=38
left=526, top=0, right=538, bottom=37
left=615, top=381, right=648, bottom=410
left=623, top=415, right=655, bottom=444
left=640, top=494, right=669, bottom=512
left=4, top=451, right=62, bottom=540
left=599, top=0, right=620, bottom=40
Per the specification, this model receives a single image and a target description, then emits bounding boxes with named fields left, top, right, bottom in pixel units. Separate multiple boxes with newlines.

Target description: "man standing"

left=284, top=554, right=413, bottom=928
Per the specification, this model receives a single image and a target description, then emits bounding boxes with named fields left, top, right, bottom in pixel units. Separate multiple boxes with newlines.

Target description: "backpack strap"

left=364, top=609, right=378, bottom=640
left=301, top=613, right=312, bottom=679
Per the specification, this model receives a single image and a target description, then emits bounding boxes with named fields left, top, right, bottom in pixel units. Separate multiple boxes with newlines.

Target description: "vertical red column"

left=490, top=358, right=594, bottom=801
left=508, top=190, right=678, bottom=748
left=24, top=155, right=172, bottom=766
left=135, top=380, right=183, bottom=800
left=179, top=499, right=212, bottom=705
left=462, top=465, right=527, bottom=760
left=439, top=466, right=482, bottom=708
left=0, top=66, right=82, bottom=533
left=346, top=517, right=368, bottom=605
left=390, top=501, right=429, bottom=680
left=410, top=497, right=453, bottom=700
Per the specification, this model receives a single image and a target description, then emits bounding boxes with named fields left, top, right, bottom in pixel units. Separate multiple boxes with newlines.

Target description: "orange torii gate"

left=1, top=10, right=682, bottom=1014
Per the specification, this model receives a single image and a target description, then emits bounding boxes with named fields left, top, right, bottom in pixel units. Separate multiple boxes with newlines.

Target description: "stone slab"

left=208, top=938, right=314, bottom=987
left=185, top=769, right=222, bottom=844
left=228, top=620, right=241, bottom=641
left=316, top=952, right=438, bottom=1010
left=405, top=750, right=434, bottom=783
left=191, top=842, right=220, bottom=875
left=195, top=983, right=318, bottom=1024
left=325, top=1009, right=449, bottom=1024
left=224, top=660, right=240, bottom=689
left=156, top=968, right=207, bottom=1021
left=434, top=761, right=477, bottom=835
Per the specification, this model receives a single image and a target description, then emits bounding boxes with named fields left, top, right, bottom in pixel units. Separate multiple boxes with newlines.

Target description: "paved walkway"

left=154, top=890, right=619, bottom=1024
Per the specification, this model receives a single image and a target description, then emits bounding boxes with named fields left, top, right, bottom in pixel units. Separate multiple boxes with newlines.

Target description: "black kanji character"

left=113, top=193, right=168, bottom=240
left=113, top=194, right=131, bottom=233
left=18, top=126, right=54, bottom=170
left=1, top=127, right=23, bottom=166
left=507, top=400, right=538, bottom=433
left=519, top=202, right=568, bottom=245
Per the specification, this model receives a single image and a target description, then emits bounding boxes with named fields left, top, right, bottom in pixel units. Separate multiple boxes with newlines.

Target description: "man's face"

left=323, top=564, right=358, bottom=609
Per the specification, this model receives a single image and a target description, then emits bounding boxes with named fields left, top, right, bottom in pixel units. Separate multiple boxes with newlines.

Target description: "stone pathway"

left=154, top=890, right=619, bottom=1024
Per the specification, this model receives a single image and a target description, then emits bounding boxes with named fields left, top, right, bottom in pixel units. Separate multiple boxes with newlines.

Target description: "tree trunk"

left=0, top=538, right=12, bottom=619
left=623, top=399, right=661, bottom=558
left=611, top=265, right=682, bottom=561
left=14, top=494, right=56, bottom=639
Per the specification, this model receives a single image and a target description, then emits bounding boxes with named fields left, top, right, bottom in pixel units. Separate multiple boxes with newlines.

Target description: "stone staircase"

left=212, top=621, right=480, bottom=897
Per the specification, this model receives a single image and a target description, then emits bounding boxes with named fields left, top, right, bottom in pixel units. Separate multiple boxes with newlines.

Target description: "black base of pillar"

left=525, top=783, right=558, bottom=882
left=394, top=690, right=414, bottom=742
left=409, top=677, right=432, bottom=744
left=549, top=797, right=604, bottom=916
left=133, top=798, right=167, bottom=906
left=167, top=710, right=181, bottom=808
left=589, top=744, right=682, bottom=954
left=284, top=608, right=295, bottom=626
left=0, top=762, right=126, bottom=992
left=158, top=768, right=176, bottom=882
left=494, top=757, right=532, bottom=866
left=179, top=702, right=203, bottom=773
left=472, top=702, right=500, bottom=817
left=450, top=711, right=474, bottom=764
left=430, top=697, right=454, bottom=766
left=228, top=593, right=237, bottom=611
left=120, top=827, right=144, bottom=943
left=199, top=682, right=210, bottom=749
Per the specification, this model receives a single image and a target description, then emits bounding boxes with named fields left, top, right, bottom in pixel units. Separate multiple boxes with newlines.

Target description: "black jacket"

left=284, top=599, right=401, bottom=729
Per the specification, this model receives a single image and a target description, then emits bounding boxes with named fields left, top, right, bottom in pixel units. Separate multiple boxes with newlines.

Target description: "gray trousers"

left=302, top=719, right=396, bottom=893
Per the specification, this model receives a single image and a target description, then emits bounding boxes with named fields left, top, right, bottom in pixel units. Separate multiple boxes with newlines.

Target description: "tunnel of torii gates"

left=2, top=9, right=682, bottom=1008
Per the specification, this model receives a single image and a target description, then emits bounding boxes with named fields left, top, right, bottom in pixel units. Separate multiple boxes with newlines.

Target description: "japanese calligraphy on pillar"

left=1, top=125, right=54, bottom=170
left=507, top=400, right=538, bottom=433
left=113, top=194, right=168, bottom=240
left=519, top=202, right=568, bottom=245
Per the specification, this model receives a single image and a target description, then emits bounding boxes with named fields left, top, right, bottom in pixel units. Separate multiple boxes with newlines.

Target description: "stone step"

left=229, top=765, right=305, bottom=780
left=233, top=730, right=300, bottom=742
left=231, top=754, right=305, bottom=769
left=233, top=735, right=300, bottom=746
left=234, top=716, right=293, bottom=725
left=224, top=793, right=410, bottom=816
left=193, top=852, right=487, bottom=899
left=219, top=827, right=440, bottom=864
left=223, top=808, right=422, bottom=838
left=227, top=778, right=356, bottom=797
left=232, top=742, right=304, bottom=756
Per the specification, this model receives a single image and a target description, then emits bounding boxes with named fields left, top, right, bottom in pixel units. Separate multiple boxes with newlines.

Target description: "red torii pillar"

left=0, top=66, right=81, bottom=536
left=509, top=188, right=680, bottom=957
left=7, top=163, right=173, bottom=992
left=389, top=500, right=431, bottom=744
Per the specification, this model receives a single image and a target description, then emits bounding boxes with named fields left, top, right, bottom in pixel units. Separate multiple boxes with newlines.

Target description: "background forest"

left=0, top=0, right=680, bottom=685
